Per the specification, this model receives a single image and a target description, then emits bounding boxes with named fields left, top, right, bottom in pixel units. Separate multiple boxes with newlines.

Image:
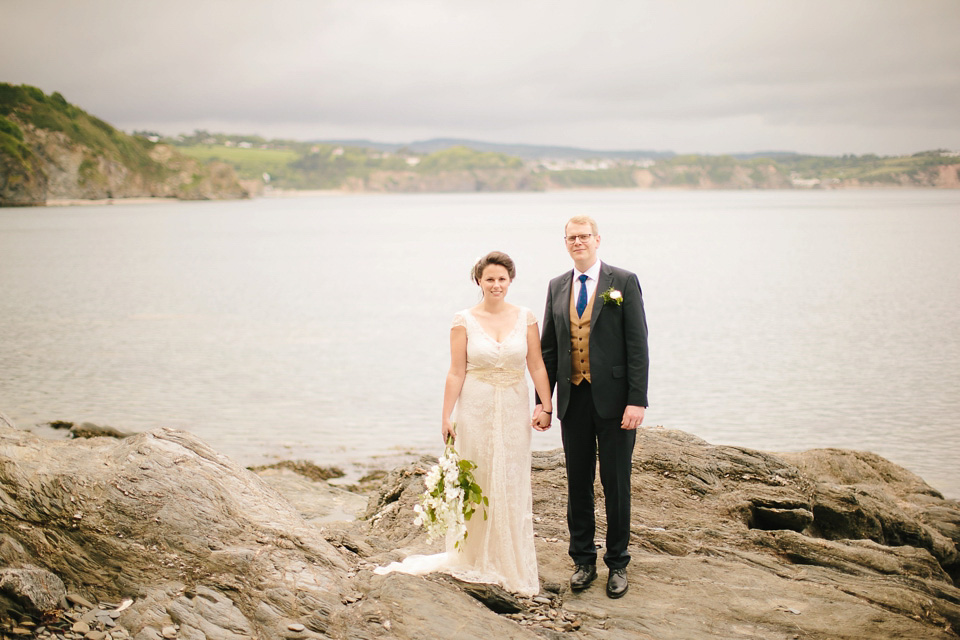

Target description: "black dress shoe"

left=570, top=564, right=597, bottom=591
left=606, top=568, right=628, bottom=599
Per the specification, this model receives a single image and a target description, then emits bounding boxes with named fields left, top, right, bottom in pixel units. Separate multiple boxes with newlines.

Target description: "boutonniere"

left=600, top=287, right=623, bottom=306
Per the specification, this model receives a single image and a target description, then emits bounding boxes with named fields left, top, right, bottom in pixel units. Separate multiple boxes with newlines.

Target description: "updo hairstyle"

left=471, top=251, right=516, bottom=285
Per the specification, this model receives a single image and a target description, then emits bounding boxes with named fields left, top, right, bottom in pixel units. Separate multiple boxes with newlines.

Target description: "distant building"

left=790, top=172, right=821, bottom=188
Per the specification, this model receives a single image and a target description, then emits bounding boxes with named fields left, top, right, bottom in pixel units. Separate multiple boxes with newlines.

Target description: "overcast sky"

left=3, top=0, right=959, bottom=155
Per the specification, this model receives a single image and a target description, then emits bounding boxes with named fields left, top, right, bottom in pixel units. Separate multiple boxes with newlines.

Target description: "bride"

left=376, top=251, right=554, bottom=596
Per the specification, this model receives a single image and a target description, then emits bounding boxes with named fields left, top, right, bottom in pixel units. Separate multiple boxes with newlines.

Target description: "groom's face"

left=565, top=221, right=600, bottom=267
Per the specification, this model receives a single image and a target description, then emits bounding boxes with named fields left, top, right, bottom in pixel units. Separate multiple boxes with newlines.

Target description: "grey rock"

left=0, top=565, right=66, bottom=615
left=0, top=425, right=345, bottom=638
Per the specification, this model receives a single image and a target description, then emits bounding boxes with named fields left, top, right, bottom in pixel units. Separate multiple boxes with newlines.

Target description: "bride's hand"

left=532, top=411, right=552, bottom=431
left=441, top=419, right=456, bottom=444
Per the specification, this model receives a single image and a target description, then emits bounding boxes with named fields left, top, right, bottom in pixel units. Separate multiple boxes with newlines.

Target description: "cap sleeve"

left=452, top=312, right=467, bottom=329
left=525, top=308, right=538, bottom=326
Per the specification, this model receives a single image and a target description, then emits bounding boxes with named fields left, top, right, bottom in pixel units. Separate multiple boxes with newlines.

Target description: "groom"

left=536, top=215, right=649, bottom=599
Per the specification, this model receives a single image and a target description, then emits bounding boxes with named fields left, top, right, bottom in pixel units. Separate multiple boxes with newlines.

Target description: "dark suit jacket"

left=539, top=261, right=649, bottom=421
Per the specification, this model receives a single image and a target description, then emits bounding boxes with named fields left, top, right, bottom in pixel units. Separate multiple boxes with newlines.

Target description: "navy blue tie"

left=576, top=274, right=588, bottom=318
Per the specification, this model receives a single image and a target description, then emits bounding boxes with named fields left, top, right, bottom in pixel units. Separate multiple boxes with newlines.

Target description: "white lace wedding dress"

left=375, top=307, right=540, bottom=596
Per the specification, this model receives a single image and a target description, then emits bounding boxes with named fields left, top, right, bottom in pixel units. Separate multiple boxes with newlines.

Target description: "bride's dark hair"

left=472, top=251, right=516, bottom=284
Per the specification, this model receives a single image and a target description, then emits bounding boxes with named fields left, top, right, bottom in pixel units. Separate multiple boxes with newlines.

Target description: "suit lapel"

left=556, top=272, right=573, bottom=320
left=591, top=262, right=614, bottom=325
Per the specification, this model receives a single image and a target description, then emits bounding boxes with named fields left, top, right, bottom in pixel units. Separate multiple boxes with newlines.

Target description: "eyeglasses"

left=564, top=234, right=594, bottom=244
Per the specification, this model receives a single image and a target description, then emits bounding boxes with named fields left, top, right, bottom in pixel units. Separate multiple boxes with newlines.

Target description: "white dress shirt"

left=571, top=260, right=602, bottom=309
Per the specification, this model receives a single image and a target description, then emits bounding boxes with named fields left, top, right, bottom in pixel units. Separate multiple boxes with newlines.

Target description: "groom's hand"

left=532, top=404, right=551, bottom=431
left=621, top=405, right=645, bottom=430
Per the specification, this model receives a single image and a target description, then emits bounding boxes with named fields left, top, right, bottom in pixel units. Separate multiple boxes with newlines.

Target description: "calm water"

left=1, top=190, right=958, bottom=497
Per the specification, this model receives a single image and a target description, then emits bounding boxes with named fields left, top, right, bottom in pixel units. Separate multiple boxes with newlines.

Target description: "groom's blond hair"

left=565, top=215, right=599, bottom=236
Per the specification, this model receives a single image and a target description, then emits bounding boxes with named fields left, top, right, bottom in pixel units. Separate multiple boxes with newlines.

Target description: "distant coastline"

left=3, top=83, right=958, bottom=207
left=31, top=180, right=960, bottom=208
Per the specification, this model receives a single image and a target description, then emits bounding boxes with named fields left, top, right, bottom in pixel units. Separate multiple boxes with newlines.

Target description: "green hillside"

left=0, top=83, right=246, bottom=205
left=0, top=83, right=171, bottom=181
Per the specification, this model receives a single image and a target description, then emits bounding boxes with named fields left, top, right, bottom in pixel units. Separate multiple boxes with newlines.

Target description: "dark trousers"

left=561, top=380, right=636, bottom=570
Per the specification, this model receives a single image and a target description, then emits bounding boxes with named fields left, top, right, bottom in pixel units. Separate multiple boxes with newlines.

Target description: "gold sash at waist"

left=466, top=367, right=524, bottom=386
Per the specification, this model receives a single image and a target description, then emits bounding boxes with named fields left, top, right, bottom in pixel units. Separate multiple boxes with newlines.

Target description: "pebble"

left=532, top=596, right=552, bottom=605
left=13, top=598, right=139, bottom=640
left=287, top=623, right=306, bottom=632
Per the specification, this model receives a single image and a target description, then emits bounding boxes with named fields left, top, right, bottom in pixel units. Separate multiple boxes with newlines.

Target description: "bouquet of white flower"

left=413, top=436, right=488, bottom=550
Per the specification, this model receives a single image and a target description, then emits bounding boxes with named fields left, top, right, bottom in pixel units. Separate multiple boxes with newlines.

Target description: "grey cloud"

left=1, top=0, right=958, bottom=154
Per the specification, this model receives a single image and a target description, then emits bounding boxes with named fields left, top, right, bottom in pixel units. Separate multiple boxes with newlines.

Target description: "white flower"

left=601, top=287, right=624, bottom=306
left=413, top=440, right=489, bottom=550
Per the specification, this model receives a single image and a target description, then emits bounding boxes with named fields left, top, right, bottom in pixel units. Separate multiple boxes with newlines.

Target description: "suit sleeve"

left=536, top=283, right=558, bottom=405
left=623, top=273, right=649, bottom=407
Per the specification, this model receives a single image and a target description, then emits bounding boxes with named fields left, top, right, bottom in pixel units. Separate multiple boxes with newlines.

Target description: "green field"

left=177, top=145, right=299, bottom=180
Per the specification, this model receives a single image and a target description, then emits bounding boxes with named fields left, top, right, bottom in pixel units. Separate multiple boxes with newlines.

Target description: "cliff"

left=1, top=417, right=958, bottom=639
left=0, top=84, right=248, bottom=206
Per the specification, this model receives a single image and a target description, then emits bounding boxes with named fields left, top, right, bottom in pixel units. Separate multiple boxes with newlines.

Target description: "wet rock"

left=247, top=460, right=344, bottom=482
left=68, top=421, right=133, bottom=439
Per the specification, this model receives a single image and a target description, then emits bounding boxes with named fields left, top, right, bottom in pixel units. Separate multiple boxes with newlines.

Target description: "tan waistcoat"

left=570, top=286, right=596, bottom=385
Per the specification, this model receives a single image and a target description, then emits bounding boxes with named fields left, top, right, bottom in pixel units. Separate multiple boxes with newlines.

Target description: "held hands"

left=621, top=405, right=645, bottom=430
left=532, top=404, right=552, bottom=431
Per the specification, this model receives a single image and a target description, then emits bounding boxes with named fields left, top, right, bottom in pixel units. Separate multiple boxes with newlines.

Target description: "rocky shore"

left=1, top=415, right=958, bottom=639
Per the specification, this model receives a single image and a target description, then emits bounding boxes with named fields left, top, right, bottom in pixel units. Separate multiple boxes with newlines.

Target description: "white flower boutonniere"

left=600, top=287, right=623, bottom=306
left=413, top=435, right=488, bottom=550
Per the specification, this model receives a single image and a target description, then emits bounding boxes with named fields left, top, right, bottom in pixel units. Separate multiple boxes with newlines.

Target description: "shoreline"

left=16, top=418, right=960, bottom=500
left=18, top=183, right=958, bottom=207
left=44, top=196, right=182, bottom=207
